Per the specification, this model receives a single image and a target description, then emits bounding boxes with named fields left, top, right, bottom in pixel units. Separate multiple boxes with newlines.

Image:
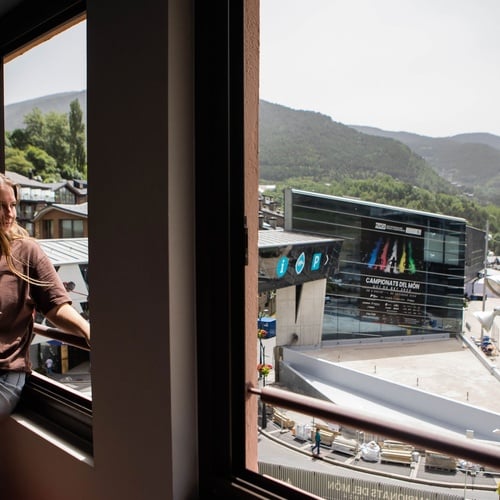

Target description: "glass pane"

left=258, top=1, right=500, bottom=496
left=4, top=21, right=90, bottom=397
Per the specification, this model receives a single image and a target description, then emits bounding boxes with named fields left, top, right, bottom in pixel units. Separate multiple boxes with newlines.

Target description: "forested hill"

left=5, top=90, right=86, bottom=131
left=259, top=100, right=455, bottom=195
left=351, top=125, right=500, bottom=202
left=6, top=93, right=499, bottom=204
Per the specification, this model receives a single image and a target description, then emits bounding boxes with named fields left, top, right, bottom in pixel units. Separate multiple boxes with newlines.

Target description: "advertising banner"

left=359, top=220, right=425, bottom=326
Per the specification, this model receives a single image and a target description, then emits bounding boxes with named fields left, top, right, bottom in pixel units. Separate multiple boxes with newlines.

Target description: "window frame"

left=195, top=2, right=298, bottom=497
left=60, top=218, right=84, bottom=237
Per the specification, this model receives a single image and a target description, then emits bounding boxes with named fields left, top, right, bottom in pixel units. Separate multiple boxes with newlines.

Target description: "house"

left=5, top=170, right=54, bottom=235
left=33, top=201, right=88, bottom=238
left=6, top=171, right=87, bottom=236
left=50, top=178, right=88, bottom=204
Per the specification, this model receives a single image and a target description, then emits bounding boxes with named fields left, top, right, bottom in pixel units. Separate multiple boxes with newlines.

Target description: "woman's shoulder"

left=12, top=237, right=44, bottom=255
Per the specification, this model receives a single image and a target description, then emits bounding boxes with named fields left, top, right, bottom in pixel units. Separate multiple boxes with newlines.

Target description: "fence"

left=259, top=462, right=462, bottom=500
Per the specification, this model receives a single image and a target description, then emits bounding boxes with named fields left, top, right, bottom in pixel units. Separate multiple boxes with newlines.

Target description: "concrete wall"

left=276, top=279, right=326, bottom=347
left=282, top=348, right=500, bottom=443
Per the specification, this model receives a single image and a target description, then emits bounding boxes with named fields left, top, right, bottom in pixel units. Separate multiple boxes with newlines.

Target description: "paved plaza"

left=304, top=296, right=500, bottom=416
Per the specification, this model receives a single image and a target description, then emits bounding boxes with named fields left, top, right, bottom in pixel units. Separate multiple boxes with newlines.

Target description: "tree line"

left=263, top=175, right=500, bottom=255
left=5, top=99, right=86, bottom=182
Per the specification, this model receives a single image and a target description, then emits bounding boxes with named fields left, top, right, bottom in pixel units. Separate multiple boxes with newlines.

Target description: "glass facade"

left=285, top=189, right=467, bottom=340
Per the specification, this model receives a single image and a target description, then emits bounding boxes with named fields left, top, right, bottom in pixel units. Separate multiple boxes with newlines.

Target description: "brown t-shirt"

left=0, top=238, right=71, bottom=372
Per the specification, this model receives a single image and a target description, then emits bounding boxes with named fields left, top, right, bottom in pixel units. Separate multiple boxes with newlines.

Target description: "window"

left=250, top=1, right=500, bottom=496
left=0, top=3, right=497, bottom=498
left=3, top=16, right=91, bottom=453
left=56, top=187, right=76, bottom=204
left=43, top=219, right=54, bottom=238
left=60, top=219, right=84, bottom=237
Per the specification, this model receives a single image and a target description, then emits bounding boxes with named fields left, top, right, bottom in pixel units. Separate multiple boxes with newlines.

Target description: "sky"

left=4, top=4, right=500, bottom=137
left=260, top=0, right=500, bottom=138
left=4, top=21, right=86, bottom=106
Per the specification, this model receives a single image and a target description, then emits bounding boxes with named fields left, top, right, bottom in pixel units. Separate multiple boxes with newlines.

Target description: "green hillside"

left=259, top=100, right=456, bottom=195
left=351, top=125, right=500, bottom=204
left=259, top=100, right=500, bottom=240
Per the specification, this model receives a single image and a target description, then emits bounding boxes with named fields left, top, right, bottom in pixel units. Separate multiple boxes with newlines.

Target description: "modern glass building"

left=285, top=189, right=468, bottom=341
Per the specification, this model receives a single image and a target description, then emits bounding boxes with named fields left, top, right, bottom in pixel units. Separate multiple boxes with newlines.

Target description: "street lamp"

left=257, top=309, right=269, bottom=429
left=462, top=465, right=477, bottom=500
left=473, top=306, right=500, bottom=332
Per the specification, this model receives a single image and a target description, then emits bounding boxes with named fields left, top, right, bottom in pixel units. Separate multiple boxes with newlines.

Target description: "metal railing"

left=249, top=385, right=500, bottom=471
left=33, top=323, right=90, bottom=351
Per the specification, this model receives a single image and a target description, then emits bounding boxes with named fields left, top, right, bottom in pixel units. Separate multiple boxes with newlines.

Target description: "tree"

left=24, top=145, right=59, bottom=182
left=23, top=108, right=46, bottom=149
left=8, top=128, right=30, bottom=150
left=68, top=99, right=87, bottom=176
left=45, top=112, right=70, bottom=171
left=5, top=146, right=35, bottom=178
left=7, top=103, right=88, bottom=181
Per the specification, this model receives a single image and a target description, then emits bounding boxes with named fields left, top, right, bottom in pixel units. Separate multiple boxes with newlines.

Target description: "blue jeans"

left=0, top=371, right=26, bottom=420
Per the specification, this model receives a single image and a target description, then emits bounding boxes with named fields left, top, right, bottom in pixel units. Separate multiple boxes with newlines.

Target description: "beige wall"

left=276, top=279, right=327, bottom=347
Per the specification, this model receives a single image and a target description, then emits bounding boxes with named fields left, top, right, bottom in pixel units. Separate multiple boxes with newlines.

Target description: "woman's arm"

left=45, top=303, right=91, bottom=347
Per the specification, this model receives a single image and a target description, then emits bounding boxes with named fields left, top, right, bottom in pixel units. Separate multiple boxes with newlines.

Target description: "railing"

left=249, top=385, right=500, bottom=471
left=30, top=325, right=500, bottom=472
left=33, top=323, right=90, bottom=351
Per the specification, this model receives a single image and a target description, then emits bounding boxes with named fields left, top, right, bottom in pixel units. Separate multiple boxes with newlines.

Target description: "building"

left=285, top=188, right=471, bottom=340
left=5, top=171, right=87, bottom=236
left=258, top=230, right=342, bottom=346
left=51, top=179, right=88, bottom=204
left=5, top=170, right=55, bottom=235
left=34, top=201, right=88, bottom=238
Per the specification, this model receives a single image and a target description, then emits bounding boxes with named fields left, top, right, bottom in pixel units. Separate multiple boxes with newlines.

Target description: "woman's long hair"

left=0, top=173, right=51, bottom=286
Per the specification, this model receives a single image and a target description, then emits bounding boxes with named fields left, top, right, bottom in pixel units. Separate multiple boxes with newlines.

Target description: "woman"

left=0, top=173, right=90, bottom=419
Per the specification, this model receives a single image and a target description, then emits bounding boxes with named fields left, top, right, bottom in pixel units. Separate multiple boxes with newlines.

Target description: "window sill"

left=10, top=412, right=94, bottom=466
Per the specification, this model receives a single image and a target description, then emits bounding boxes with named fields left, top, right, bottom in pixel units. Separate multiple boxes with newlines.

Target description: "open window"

left=2, top=10, right=91, bottom=454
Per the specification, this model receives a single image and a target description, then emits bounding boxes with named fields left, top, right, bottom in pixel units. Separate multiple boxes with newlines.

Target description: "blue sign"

left=276, top=256, right=289, bottom=278
left=311, top=252, right=322, bottom=271
left=259, top=240, right=342, bottom=292
left=295, top=252, right=306, bottom=275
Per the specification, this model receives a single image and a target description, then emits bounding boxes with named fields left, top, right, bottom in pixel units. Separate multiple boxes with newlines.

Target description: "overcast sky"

left=4, top=21, right=86, bottom=106
left=4, top=3, right=500, bottom=138
left=260, top=0, right=500, bottom=137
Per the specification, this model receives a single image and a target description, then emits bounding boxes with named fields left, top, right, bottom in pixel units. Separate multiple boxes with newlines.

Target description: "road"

left=258, top=428, right=498, bottom=499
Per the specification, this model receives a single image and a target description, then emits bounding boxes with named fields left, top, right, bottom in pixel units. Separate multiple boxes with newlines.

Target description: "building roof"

left=37, top=237, right=88, bottom=265
left=6, top=170, right=51, bottom=189
left=290, top=188, right=468, bottom=223
left=48, top=179, right=88, bottom=195
left=33, top=202, right=88, bottom=220
left=258, top=229, right=339, bottom=249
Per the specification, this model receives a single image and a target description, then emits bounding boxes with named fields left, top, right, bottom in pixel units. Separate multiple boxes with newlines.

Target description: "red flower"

left=257, top=363, right=272, bottom=377
left=257, top=329, right=267, bottom=339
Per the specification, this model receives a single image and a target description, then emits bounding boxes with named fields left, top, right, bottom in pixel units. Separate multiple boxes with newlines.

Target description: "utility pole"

left=481, top=220, right=489, bottom=341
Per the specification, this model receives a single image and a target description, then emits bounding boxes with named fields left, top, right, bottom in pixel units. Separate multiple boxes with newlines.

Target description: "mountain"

left=259, top=100, right=455, bottom=194
left=5, top=90, right=86, bottom=131
left=350, top=125, right=500, bottom=199
left=6, top=93, right=499, bottom=202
